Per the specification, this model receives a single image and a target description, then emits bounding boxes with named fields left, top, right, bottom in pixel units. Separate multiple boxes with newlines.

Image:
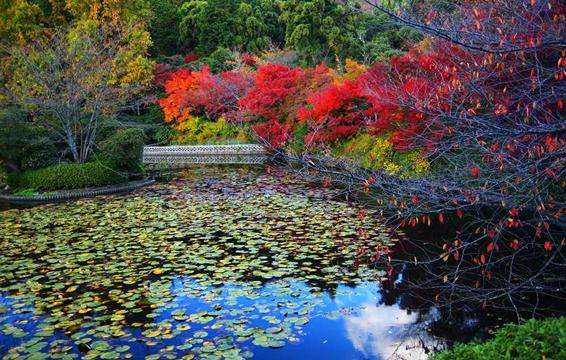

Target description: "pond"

left=0, top=168, right=446, bottom=360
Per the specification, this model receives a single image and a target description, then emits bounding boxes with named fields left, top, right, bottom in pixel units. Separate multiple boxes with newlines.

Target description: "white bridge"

left=142, top=144, right=268, bottom=167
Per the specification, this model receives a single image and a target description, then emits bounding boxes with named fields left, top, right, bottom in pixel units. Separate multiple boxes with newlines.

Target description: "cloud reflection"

left=344, top=301, right=445, bottom=360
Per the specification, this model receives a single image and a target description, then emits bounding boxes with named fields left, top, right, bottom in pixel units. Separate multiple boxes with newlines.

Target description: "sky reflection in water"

left=1, top=278, right=444, bottom=359
left=0, top=172, right=446, bottom=359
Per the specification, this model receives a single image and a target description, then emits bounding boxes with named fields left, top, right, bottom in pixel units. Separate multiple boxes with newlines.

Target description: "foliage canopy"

left=178, top=0, right=281, bottom=56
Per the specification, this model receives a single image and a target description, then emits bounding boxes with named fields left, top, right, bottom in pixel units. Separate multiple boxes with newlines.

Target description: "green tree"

left=280, top=0, right=362, bottom=66
left=250, top=0, right=285, bottom=47
left=0, top=0, right=154, bottom=175
left=179, top=0, right=238, bottom=55
left=2, top=28, right=149, bottom=163
left=358, top=10, right=422, bottom=63
left=234, top=1, right=270, bottom=53
left=0, top=0, right=154, bottom=86
left=148, top=0, right=183, bottom=55
left=178, top=0, right=281, bottom=56
left=0, top=0, right=43, bottom=43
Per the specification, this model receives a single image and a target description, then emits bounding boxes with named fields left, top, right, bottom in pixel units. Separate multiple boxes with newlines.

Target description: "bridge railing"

left=142, top=144, right=268, bottom=167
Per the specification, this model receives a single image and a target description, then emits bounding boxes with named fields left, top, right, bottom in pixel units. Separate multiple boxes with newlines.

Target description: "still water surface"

left=0, top=169, right=445, bottom=359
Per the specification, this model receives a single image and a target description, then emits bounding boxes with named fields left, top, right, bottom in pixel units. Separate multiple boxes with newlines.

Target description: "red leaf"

left=509, top=208, right=519, bottom=217
left=509, top=239, right=519, bottom=250
left=470, top=166, right=480, bottom=178
left=544, top=241, right=553, bottom=252
left=184, top=53, right=199, bottom=64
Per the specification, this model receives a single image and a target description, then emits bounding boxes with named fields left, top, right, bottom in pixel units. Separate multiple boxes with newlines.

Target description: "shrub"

left=204, top=47, right=237, bottom=73
left=158, top=66, right=252, bottom=123
left=239, top=63, right=305, bottom=122
left=239, top=63, right=334, bottom=147
left=115, top=104, right=172, bottom=144
left=98, top=128, right=147, bottom=173
left=432, top=318, right=566, bottom=360
left=8, top=162, right=125, bottom=191
left=19, top=145, right=60, bottom=171
left=173, top=116, right=249, bottom=145
left=298, top=78, right=369, bottom=145
left=336, top=133, right=428, bottom=178
left=154, top=125, right=175, bottom=144
left=0, top=107, right=60, bottom=172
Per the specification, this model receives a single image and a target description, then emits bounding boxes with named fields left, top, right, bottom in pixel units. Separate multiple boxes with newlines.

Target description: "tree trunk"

left=64, top=126, right=81, bottom=163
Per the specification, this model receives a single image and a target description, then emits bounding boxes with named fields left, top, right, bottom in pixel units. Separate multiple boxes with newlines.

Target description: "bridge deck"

left=142, top=144, right=268, bottom=166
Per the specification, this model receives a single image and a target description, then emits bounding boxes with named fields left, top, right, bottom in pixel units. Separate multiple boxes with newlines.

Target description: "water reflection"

left=1, top=171, right=447, bottom=359
left=1, top=277, right=446, bottom=359
left=173, top=275, right=445, bottom=360
left=344, top=301, right=444, bottom=359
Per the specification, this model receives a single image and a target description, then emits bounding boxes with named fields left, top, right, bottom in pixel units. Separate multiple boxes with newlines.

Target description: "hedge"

left=7, top=162, right=126, bottom=191
left=432, top=317, right=566, bottom=360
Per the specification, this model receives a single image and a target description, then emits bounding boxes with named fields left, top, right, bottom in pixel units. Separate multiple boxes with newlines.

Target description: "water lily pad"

left=0, top=169, right=396, bottom=359
left=194, top=331, right=208, bottom=338
left=325, top=311, right=341, bottom=320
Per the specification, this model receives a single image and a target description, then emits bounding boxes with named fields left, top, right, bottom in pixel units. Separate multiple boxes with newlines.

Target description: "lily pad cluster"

left=0, top=168, right=396, bottom=359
